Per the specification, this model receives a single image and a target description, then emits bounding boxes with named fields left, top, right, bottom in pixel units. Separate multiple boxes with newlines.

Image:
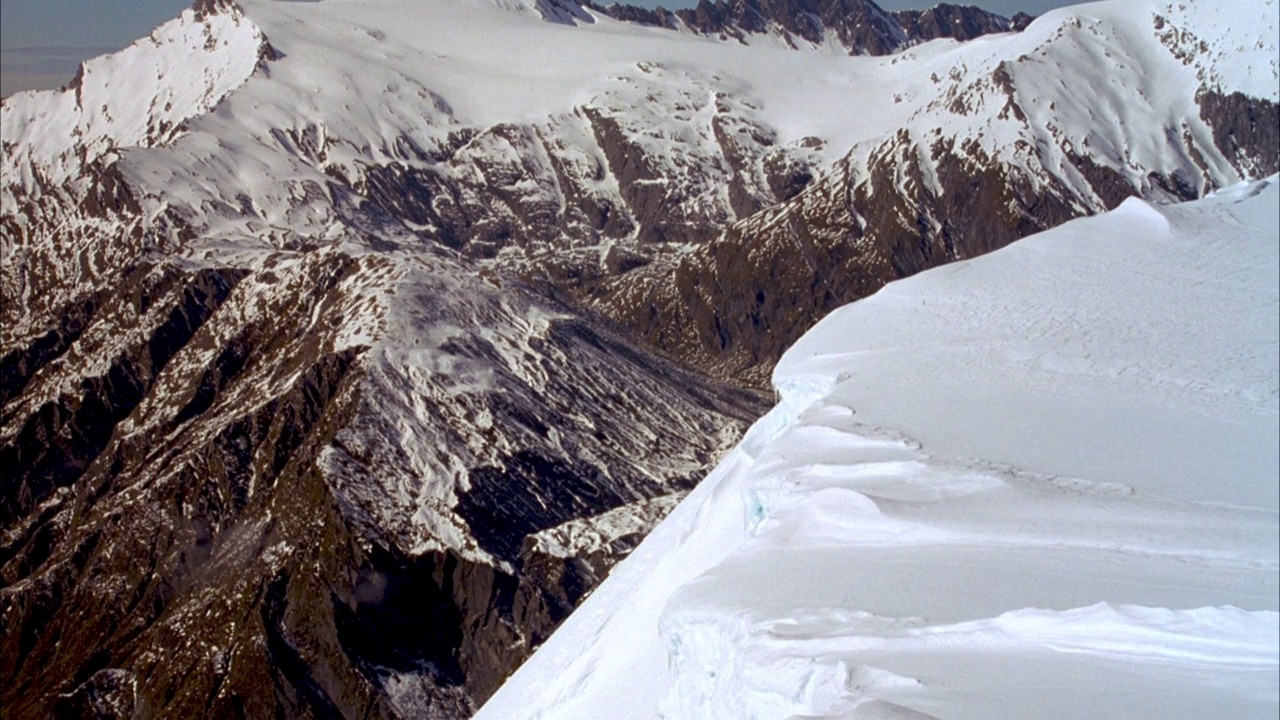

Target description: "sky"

left=1, top=0, right=1077, bottom=97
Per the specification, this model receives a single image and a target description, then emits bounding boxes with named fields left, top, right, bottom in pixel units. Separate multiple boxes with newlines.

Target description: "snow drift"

left=478, top=178, right=1280, bottom=719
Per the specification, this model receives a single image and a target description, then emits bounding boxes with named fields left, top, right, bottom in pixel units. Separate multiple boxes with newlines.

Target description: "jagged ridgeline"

left=2, top=0, right=1276, bottom=717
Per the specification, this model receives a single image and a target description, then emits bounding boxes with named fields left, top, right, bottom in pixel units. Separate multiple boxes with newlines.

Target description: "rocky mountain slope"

left=597, top=0, right=1279, bottom=383
left=588, top=0, right=1032, bottom=53
left=2, top=0, right=1277, bottom=717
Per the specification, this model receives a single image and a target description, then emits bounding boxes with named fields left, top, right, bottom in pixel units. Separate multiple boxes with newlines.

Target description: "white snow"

left=529, top=492, right=687, bottom=560
left=477, top=177, right=1280, bottom=720
left=1154, top=0, right=1280, bottom=100
left=0, top=5, right=265, bottom=208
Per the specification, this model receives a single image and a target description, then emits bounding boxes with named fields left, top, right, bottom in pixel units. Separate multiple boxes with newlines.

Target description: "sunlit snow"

left=479, top=177, right=1279, bottom=720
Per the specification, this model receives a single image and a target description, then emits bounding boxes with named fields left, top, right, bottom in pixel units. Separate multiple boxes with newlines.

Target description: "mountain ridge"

left=477, top=175, right=1280, bottom=720
left=2, top=0, right=1277, bottom=716
left=585, top=0, right=1031, bottom=53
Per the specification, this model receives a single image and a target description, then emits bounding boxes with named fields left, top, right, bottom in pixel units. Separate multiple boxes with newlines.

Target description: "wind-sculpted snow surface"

left=477, top=179, right=1280, bottom=719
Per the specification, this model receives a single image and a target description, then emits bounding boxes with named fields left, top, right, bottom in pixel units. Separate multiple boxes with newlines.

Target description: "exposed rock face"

left=892, top=3, right=1018, bottom=43
left=3, top=0, right=1277, bottom=718
left=0, top=246, right=762, bottom=719
left=583, top=2, right=1280, bottom=386
left=677, top=0, right=906, bottom=53
left=597, top=136, right=1084, bottom=385
left=0, top=0, right=270, bottom=343
left=592, top=0, right=1017, bottom=53
left=599, top=84, right=1280, bottom=385
left=1200, top=90, right=1280, bottom=178
left=584, top=1, right=679, bottom=28
left=1, top=9, right=766, bottom=716
left=1008, top=12, right=1034, bottom=31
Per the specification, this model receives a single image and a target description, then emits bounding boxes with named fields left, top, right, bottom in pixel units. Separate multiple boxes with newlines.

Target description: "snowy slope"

left=0, top=1, right=266, bottom=201
left=477, top=178, right=1280, bottom=720
left=12, top=0, right=1270, bottom=257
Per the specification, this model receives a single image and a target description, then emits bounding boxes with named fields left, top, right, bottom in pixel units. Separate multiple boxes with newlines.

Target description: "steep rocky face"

left=1200, top=90, right=1280, bottom=178
left=0, top=0, right=270, bottom=345
left=338, top=82, right=815, bottom=261
left=599, top=80, right=1280, bottom=385
left=892, top=4, right=1021, bottom=43
left=0, top=7, right=780, bottom=712
left=676, top=0, right=906, bottom=53
left=584, top=3, right=1280, bottom=385
left=583, top=1, right=680, bottom=28
left=595, top=135, right=1084, bottom=385
left=591, top=0, right=1016, bottom=53
left=0, top=10, right=768, bottom=711
left=1, top=246, right=762, bottom=719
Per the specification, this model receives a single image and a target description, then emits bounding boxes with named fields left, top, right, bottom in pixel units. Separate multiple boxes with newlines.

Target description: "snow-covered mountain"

left=601, top=0, right=1280, bottom=382
left=1, top=0, right=1276, bottom=716
left=480, top=176, right=1280, bottom=720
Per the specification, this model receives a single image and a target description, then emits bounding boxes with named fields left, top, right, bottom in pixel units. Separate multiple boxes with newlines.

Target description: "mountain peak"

left=192, top=0, right=241, bottom=17
left=1, top=1, right=267, bottom=205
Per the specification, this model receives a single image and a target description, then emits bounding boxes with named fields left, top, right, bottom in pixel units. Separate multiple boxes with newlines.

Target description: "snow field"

left=479, top=178, right=1279, bottom=719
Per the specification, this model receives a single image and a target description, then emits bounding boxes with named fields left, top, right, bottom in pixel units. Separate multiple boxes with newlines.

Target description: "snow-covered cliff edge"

left=479, top=178, right=1280, bottom=719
